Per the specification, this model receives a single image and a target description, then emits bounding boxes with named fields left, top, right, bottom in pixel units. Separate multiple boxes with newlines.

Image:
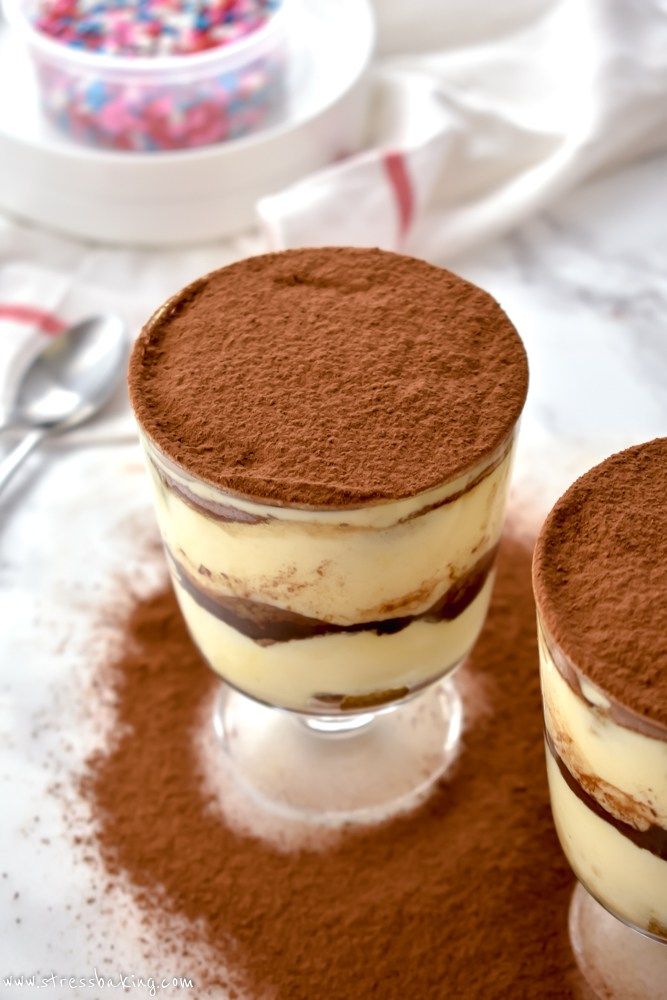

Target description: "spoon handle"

left=0, top=428, right=47, bottom=496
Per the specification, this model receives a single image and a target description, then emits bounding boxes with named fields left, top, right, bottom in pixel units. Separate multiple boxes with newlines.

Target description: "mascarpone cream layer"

left=144, top=439, right=514, bottom=624
left=172, top=572, right=494, bottom=709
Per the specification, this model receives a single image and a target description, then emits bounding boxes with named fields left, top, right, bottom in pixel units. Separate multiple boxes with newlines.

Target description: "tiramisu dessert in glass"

left=533, top=439, right=667, bottom=998
left=129, top=247, right=528, bottom=817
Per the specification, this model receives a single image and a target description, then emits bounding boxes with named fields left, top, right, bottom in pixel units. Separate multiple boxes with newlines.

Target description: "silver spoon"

left=0, top=314, right=126, bottom=496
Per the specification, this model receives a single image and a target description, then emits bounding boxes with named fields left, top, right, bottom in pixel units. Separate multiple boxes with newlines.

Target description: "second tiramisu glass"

left=129, top=248, right=528, bottom=818
left=533, top=440, right=667, bottom=997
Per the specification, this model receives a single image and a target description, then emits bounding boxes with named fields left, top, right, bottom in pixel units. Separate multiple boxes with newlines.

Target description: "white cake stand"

left=0, top=0, right=374, bottom=246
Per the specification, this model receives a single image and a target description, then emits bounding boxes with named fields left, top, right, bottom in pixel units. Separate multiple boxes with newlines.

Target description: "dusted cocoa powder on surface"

left=533, top=438, right=667, bottom=728
left=128, top=248, right=528, bottom=507
left=82, top=531, right=581, bottom=998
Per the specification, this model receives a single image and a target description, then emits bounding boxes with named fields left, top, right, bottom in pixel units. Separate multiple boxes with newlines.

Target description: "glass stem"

left=297, top=712, right=377, bottom=736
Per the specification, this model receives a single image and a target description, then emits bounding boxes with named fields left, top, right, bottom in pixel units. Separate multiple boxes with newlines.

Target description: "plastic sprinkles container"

left=4, top=0, right=290, bottom=151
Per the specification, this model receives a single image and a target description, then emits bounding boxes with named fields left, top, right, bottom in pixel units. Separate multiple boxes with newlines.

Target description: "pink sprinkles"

left=35, top=0, right=279, bottom=57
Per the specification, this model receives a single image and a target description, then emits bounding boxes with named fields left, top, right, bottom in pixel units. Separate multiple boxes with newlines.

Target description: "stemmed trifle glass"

left=533, top=439, right=667, bottom=998
left=129, top=247, right=528, bottom=819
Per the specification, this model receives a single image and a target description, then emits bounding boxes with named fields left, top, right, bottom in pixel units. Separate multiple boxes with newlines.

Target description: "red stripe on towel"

left=382, top=152, right=414, bottom=244
left=0, top=304, right=65, bottom=335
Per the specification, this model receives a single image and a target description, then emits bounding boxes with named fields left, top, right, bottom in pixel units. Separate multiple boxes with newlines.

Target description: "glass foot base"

left=569, top=883, right=667, bottom=999
left=213, top=677, right=463, bottom=823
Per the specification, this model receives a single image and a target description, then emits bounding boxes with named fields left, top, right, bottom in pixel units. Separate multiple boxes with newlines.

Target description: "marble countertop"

left=0, top=150, right=666, bottom=994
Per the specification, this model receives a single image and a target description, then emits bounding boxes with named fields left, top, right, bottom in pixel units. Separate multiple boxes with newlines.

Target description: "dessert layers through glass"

left=141, top=429, right=517, bottom=714
left=538, top=619, right=667, bottom=940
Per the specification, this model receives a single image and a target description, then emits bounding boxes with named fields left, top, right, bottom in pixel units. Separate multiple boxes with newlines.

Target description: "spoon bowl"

left=0, top=313, right=127, bottom=497
left=3, top=314, right=127, bottom=431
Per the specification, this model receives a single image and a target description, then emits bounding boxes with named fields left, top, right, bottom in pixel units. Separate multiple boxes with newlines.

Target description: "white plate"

left=0, top=0, right=374, bottom=245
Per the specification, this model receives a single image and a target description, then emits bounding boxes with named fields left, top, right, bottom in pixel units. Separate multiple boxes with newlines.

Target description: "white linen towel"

left=259, top=0, right=667, bottom=259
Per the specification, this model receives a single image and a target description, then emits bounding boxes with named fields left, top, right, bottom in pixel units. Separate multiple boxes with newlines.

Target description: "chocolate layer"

left=153, top=460, right=267, bottom=525
left=313, top=687, right=411, bottom=710
left=397, top=440, right=511, bottom=524
left=170, top=545, right=498, bottom=645
left=151, top=439, right=510, bottom=527
left=545, top=728, right=667, bottom=862
left=648, top=918, right=667, bottom=939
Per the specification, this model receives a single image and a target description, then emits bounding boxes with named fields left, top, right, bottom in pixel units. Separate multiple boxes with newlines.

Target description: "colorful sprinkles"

left=35, top=0, right=279, bottom=57
left=30, top=0, right=285, bottom=150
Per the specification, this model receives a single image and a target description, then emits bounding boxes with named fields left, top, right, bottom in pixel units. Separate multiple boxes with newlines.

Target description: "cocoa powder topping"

left=128, top=248, right=528, bottom=507
left=533, top=438, right=667, bottom=728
